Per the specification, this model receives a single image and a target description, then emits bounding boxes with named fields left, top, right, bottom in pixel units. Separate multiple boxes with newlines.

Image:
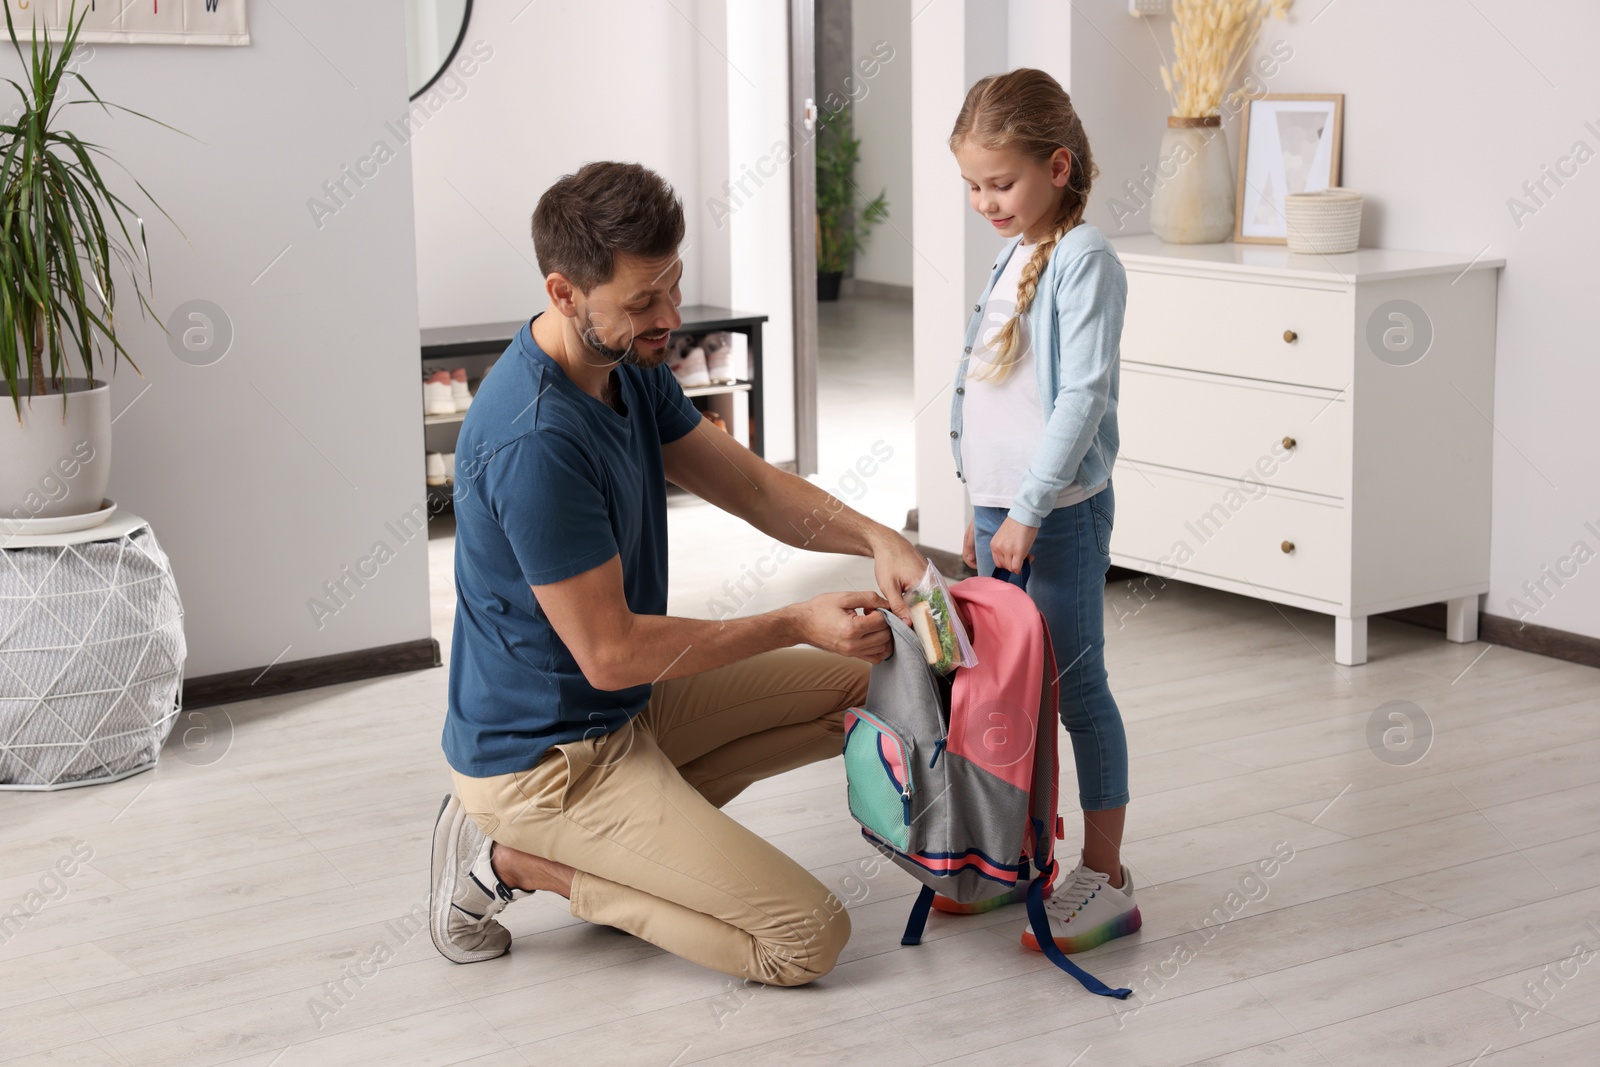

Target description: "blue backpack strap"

left=901, top=884, right=937, bottom=946
left=989, top=560, right=1032, bottom=587
left=1025, top=879, right=1132, bottom=999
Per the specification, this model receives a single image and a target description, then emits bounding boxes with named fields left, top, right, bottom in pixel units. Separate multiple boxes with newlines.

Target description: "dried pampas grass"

left=1160, top=0, right=1292, bottom=118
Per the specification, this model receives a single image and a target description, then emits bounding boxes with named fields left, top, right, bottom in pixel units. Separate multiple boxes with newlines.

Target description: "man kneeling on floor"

left=430, top=160, right=928, bottom=988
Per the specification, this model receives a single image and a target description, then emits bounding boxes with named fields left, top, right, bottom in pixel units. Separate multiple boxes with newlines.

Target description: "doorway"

left=792, top=0, right=916, bottom=532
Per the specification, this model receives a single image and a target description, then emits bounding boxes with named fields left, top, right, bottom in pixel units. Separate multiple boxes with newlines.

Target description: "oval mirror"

left=406, top=0, right=473, bottom=100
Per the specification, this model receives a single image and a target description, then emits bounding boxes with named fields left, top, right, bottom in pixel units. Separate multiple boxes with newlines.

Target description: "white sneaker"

left=451, top=368, right=473, bottom=411
left=670, top=342, right=711, bottom=389
left=424, top=371, right=455, bottom=415
left=426, top=452, right=447, bottom=487
left=703, top=331, right=738, bottom=383
left=429, top=794, right=530, bottom=964
left=445, top=452, right=457, bottom=485
left=1022, top=861, right=1141, bottom=955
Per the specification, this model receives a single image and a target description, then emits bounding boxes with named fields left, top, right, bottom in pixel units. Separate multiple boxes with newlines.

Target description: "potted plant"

left=0, top=3, right=176, bottom=529
left=815, top=104, right=888, bottom=302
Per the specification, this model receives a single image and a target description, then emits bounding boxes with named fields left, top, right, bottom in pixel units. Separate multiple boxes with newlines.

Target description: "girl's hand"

left=962, top=519, right=977, bottom=571
left=990, top=516, right=1038, bottom=574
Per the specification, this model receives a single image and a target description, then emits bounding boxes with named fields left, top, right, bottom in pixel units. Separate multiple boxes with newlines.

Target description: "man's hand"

left=787, top=591, right=894, bottom=663
left=989, top=516, right=1038, bottom=574
left=963, top=519, right=978, bottom=571
left=868, top=530, right=930, bottom=625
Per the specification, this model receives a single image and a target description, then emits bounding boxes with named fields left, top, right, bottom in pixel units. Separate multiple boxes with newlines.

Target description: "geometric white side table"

left=0, top=512, right=186, bottom=789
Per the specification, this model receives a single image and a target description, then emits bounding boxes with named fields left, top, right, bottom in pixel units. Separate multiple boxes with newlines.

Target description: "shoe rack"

left=420, top=306, right=769, bottom=506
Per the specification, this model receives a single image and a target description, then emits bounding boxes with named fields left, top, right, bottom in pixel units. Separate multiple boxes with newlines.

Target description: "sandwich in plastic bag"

left=905, top=561, right=978, bottom=673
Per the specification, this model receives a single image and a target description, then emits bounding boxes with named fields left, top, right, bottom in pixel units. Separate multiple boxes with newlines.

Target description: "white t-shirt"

left=960, top=239, right=1105, bottom=512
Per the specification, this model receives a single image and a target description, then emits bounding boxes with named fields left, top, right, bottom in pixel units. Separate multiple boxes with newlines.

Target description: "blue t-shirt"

left=442, top=315, right=702, bottom=777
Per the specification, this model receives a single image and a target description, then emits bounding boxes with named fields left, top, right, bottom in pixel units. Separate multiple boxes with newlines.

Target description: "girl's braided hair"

left=950, top=68, right=1097, bottom=384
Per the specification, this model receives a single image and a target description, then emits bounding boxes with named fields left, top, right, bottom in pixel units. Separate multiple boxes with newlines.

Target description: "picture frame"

left=1234, top=94, right=1344, bottom=244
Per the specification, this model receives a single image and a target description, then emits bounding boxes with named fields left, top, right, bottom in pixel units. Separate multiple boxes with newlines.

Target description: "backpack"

left=843, top=564, right=1131, bottom=999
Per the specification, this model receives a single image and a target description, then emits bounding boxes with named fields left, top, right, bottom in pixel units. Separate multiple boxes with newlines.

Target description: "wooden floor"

left=4, top=297, right=1598, bottom=1065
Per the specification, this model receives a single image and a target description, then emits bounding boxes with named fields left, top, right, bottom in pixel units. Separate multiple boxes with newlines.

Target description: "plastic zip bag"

left=905, top=561, right=978, bottom=673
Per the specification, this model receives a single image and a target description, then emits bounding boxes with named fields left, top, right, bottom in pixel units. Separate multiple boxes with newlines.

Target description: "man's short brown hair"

left=530, top=161, right=685, bottom=294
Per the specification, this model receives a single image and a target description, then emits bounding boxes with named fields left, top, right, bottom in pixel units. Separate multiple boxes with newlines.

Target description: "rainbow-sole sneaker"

left=1020, top=862, right=1141, bottom=955
left=932, top=880, right=1032, bottom=914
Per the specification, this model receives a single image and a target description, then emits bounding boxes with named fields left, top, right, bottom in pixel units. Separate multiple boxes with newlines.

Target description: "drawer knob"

left=1281, top=540, right=1296, bottom=554
left=1282, top=436, right=1297, bottom=451
left=1283, top=329, right=1298, bottom=343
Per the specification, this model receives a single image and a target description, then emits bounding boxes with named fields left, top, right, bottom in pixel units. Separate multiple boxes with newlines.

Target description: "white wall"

left=724, top=0, right=797, bottom=466
left=409, top=1, right=711, bottom=328
left=408, top=0, right=796, bottom=464
left=913, top=0, right=1012, bottom=556
left=1064, top=1, right=1172, bottom=239
left=5, top=2, right=433, bottom=677
left=849, top=0, right=912, bottom=288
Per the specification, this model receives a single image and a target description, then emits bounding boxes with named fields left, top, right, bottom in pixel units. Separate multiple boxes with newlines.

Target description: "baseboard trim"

left=182, top=637, right=442, bottom=710
left=914, top=557, right=1599, bottom=671
left=840, top=277, right=912, bottom=303
left=1381, top=604, right=1600, bottom=670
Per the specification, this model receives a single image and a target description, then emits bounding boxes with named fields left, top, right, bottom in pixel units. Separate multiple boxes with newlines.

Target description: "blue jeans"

left=973, top=482, right=1130, bottom=811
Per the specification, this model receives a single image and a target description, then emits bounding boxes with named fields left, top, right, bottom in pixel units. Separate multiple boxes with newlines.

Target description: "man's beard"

left=579, top=312, right=650, bottom=367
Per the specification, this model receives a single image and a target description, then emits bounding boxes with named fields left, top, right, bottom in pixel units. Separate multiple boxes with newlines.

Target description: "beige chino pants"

left=451, top=646, right=870, bottom=987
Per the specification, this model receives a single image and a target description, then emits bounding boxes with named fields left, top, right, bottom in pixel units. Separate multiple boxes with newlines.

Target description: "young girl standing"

left=947, top=68, right=1139, bottom=955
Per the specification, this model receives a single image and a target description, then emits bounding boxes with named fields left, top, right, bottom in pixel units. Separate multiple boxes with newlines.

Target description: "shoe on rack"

left=703, top=331, right=738, bottom=384
left=444, top=452, right=456, bottom=485
left=429, top=794, right=530, bottom=964
left=451, top=368, right=473, bottom=411
left=703, top=410, right=728, bottom=433
left=669, top=339, right=711, bottom=389
left=424, top=371, right=456, bottom=416
left=1021, top=861, right=1141, bottom=956
left=426, top=452, right=447, bottom=487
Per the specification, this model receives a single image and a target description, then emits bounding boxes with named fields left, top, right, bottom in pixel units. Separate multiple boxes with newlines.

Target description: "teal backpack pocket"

left=844, top=709, right=913, bottom=852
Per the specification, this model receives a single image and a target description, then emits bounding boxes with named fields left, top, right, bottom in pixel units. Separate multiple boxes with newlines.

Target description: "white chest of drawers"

left=1107, top=235, right=1503, bottom=666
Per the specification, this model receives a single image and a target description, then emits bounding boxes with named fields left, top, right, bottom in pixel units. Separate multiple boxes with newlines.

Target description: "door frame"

left=789, top=0, right=819, bottom=477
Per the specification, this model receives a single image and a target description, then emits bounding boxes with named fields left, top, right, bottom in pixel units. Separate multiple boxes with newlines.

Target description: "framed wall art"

left=4, top=0, right=250, bottom=47
left=1234, top=93, right=1344, bottom=244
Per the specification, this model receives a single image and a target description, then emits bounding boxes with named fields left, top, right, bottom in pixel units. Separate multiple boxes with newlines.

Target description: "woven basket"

left=1284, top=188, right=1363, bottom=254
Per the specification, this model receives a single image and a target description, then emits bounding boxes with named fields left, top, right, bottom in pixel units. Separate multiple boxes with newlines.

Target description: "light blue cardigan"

left=948, top=222, right=1126, bottom=528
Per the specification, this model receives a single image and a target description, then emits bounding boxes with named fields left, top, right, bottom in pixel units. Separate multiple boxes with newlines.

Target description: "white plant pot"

left=0, top=378, right=112, bottom=524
